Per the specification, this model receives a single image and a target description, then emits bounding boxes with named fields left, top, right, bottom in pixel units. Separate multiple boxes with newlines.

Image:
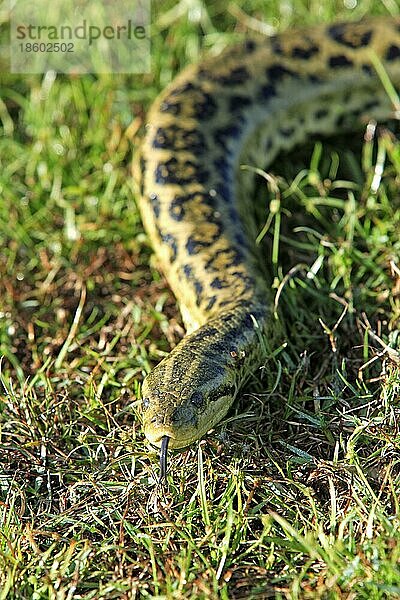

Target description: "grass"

left=1, top=0, right=400, bottom=597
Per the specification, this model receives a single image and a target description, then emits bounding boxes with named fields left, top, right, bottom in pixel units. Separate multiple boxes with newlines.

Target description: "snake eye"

left=189, top=391, right=204, bottom=408
left=142, top=397, right=151, bottom=410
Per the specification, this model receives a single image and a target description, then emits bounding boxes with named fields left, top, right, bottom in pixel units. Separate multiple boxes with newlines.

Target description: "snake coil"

left=135, top=18, right=400, bottom=469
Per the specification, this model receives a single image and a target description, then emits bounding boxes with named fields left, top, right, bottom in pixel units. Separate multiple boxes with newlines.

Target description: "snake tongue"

left=159, top=436, right=170, bottom=481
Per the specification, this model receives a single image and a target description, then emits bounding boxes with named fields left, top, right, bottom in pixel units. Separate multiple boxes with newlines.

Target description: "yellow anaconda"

left=136, top=17, right=400, bottom=457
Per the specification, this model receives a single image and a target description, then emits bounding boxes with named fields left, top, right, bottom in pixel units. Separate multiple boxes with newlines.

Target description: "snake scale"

left=136, top=17, right=400, bottom=467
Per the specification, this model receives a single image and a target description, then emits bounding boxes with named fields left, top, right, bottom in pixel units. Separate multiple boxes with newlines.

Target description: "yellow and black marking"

left=135, top=17, right=400, bottom=458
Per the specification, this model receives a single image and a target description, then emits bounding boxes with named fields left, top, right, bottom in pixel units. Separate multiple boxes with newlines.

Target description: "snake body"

left=137, top=17, right=400, bottom=451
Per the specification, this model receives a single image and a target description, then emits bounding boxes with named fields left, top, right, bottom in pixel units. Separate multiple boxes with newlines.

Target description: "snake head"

left=141, top=343, right=237, bottom=449
left=140, top=303, right=265, bottom=450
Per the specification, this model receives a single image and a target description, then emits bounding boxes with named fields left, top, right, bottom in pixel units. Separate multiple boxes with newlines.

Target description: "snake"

left=135, top=17, right=400, bottom=473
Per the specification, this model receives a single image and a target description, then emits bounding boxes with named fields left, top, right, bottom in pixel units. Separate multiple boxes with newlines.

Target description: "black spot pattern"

left=350, top=107, right=364, bottom=119
left=335, top=114, right=347, bottom=128
left=138, top=155, right=146, bottom=196
left=291, top=44, right=319, bottom=59
left=329, top=55, right=353, bottom=69
left=161, top=233, right=178, bottom=261
left=214, top=66, right=251, bottom=86
left=267, top=64, right=299, bottom=81
left=169, top=191, right=219, bottom=223
left=229, top=95, right=252, bottom=112
left=198, top=65, right=250, bottom=87
left=221, top=313, right=234, bottom=323
left=226, top=251, right=244, bottom=268
left=308, top=74, right=323, bottom=84
left=335, top=109, right=364, bottom=128
left=212, top=326, right=239, bottom=348
left=205, top=296, right=217, bottom=311
left=315, top=108, right=329, bottom=120
left=169, top=194, right=188, bottom=222
left=228, top=208, right=240, bottom=225
left=271, top=38, right=284, bottom=56
left=245, top=39, right=257, bottom=53
left=197, top=68, right=213, bottom=81
left=136, top=22, right=400, bottom=405
left=201, top=306, right=264, bottom=356
left=243, top=312, right=255, bottom=328
left=328, top=23, right=372, bottom=48
left=194, top=280, right=204, bottom=300
left=214, top=124, right=243, bottom=151
left=211, top=277, right=230, bottom=289
left=165, top=80, right=218, bottom=123
left=209, top=385, right=235, bottom=403
left=258, top=84, right=277, bottom=101
left=152, top=125, right=207, bottom=154
left=362, top=64, right=373, bottom=76
left=203, top=339, right=227, bottom=355
left=186, top=231, right=219, bottom=255
left=231, top=273, right=254, bottom=292
left=235, top=231, right=247, bottom=248
left=363, top=99, right=380, bottom=111
left=149, top=193, right=160, bottom=218
left=192, top=91, right=218, bottom=120
left=180, top=263, right=204, bottom=304
left=159, top=100, right=182, bottom=115
left=265, top=138, right=273, bottom=152
left=183, top=264, right=193, bottom=278
left=279, top=126, right=295, bottom=138
left=204, top=247, right=245, bottom=272
left=155, top=157, right=209, bottom=185
left=214, top=182, right=232, bottom=203
left=214, top=156, right=231, bottom=180
left=191, top=326, right=219, bottom=342
left=386, top=45, right=400, bottom=61
left=169, top=81, right=197, bottom=96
